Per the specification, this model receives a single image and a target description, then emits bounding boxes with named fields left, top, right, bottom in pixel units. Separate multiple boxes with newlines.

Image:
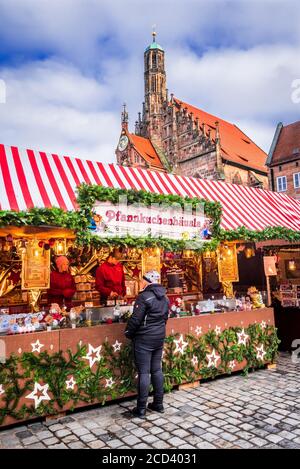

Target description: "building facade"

left=266, top=121, right=300, bottom=199
left=116, top=33, right=268, bottom=188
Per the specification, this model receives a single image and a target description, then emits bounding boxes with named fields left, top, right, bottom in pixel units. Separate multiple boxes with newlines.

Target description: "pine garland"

left=75, top=184, right=222, bottom=251
left=218, top=226, right=300, bottom=243
left=0, top=323, right=279, bottom=425
left=0, top=184, right=299, bottom=249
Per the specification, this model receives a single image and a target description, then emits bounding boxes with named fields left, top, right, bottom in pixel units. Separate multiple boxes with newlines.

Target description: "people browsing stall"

left=124, top=270, right=169, bottom=419
left=48, top=256, right=76, bottom=309
left=95, top=248, right=126, bottom=302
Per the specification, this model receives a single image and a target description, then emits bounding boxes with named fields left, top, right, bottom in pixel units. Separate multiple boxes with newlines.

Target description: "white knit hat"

left=143, top=270, right=161, bottom=284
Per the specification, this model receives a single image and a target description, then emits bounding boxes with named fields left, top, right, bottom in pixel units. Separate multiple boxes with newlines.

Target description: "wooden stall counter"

left=0, top=307, right=278, bottom=428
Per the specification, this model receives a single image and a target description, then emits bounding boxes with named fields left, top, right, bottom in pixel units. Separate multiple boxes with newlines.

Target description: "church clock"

left=118, top=135, right=129, bottom=151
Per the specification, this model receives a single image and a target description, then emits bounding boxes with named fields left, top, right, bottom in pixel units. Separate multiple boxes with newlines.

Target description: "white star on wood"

left=256, top=344, right=266, bottom=361
left=173, top=334, right=188, bottom=355
left=83, top=344, right=102, bottom=368
left=237, top=328, right=249, bottom=346
left=195, top=326, right=202, bottom=336
left=105, top=378, right=115, bottom=388
left=31, top=339, right=44, bottom=353
left=191, top=355, right=198, bottom=367
left=260, top=321, right=267, bottom=330
left=229, top=360, right=236, bottom=370
left=206, top=349, right=220, bottom=368
left=25, top=382, right=51, bottom=409
left=66, top=376, right=76, bottom=390
left=112, top=340, right=122, bottom=352
left=0, top=384, right=4, bottom=396
left=215, top=325, right=222, bottom=336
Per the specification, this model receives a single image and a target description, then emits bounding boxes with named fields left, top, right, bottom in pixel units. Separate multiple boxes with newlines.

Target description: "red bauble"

left=38, top=241, right=44, bottom=248
left=48, top=238, right=55, bottom=247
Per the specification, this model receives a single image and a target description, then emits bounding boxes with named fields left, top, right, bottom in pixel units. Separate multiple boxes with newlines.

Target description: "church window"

left=152, top=53, right=157, bottom=68
left=151, top=76, right=156, bottom=92
left=232, top=172, right=242, bottom=185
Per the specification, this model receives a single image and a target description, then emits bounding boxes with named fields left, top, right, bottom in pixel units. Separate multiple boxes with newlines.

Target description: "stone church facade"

left=116, top=33, right=268, bottom=188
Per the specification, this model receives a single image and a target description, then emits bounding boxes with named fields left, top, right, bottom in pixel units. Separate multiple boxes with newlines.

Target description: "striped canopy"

left=1, top=143, right=300, bottom=232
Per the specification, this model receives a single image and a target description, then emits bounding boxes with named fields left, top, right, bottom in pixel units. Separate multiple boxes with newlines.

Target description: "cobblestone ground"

left=1, top=352, right=300, bottom=449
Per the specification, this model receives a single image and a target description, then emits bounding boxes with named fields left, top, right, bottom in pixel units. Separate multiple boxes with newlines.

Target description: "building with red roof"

left=266, top=120, right=300, bottom=199
left=115, top=33, right=268, bottom=188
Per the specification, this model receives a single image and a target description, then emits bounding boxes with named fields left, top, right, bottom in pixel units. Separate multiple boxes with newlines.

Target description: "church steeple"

left=121, top=102, right=128, bottom=130
left=139, top=30, right=166, bottom=148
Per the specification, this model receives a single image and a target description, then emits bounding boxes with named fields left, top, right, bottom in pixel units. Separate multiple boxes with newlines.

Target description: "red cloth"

left=48, top=271, right=76, bottom=308
left=95, top=261, right=126, bottom=299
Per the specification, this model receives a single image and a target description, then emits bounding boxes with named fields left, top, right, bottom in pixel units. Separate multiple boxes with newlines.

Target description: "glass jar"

left=69, top=310, right=77, bottom=329
left=86, top=309, right=92, bottom=327
left=113, top=304, right=121, bottom=322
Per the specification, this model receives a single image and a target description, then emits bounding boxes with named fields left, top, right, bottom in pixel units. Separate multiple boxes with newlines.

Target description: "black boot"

left=148, top=402, right=164, bottom=413
left=131, top=407, right=146, bottom=419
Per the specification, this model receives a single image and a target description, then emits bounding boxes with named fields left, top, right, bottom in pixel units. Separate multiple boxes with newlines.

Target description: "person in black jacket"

left=125, top=270, right=169, bottom=418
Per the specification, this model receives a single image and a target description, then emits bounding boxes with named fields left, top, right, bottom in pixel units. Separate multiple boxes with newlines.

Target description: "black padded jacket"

left=124, top=284, right=169, bottom=340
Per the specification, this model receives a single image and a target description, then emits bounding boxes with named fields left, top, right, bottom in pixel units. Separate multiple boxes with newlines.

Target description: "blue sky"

left=0, top=0, right=300, bottom=162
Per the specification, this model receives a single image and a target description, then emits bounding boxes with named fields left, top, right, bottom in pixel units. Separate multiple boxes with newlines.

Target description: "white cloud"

left=0, top=59, right=120, bottom=161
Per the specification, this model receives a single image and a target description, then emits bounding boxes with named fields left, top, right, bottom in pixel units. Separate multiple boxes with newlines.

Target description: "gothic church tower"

left=136, top=31, right=167, bottom=149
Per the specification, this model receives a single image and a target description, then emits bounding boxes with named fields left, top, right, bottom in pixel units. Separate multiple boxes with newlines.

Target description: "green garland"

left=75, top=184, right=222, bottom=252
left=1, top=185, right=299, bottom=249
left=219, top=226, right=300, bottom=243
left=75, top=232, right=220, bottom=253
left=0, top=207, right=83, bottom=230
left=0, top=185, right=222, bottom=252
left=0, top=323, right=279, bottom=425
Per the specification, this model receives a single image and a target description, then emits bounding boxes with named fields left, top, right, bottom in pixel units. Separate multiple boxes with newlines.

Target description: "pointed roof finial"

left=215, top=121, right=220, bottom=143
left=152, top=24, right=156, bottom=42
left=121, top=102, right=128, bottom=129
left=145, top=25, right=163, bottom=52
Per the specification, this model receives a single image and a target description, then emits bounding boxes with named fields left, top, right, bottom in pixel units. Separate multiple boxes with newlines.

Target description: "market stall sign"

left=22, top=240, right=50, bottom=290
left=263, top=256, right=277, bottom=276
left=142, top=248, right=161, bottom=277
left=91, top=201, right=212, bottom=241
left=217, top=243, right=239, bottom=283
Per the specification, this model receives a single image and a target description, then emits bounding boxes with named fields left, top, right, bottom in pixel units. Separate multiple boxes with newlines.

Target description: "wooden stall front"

left=0, top=307, right=276, bottom=427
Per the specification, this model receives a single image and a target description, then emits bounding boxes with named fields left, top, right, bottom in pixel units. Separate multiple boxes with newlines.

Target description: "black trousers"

left=133, top=337, right=164, bottom=410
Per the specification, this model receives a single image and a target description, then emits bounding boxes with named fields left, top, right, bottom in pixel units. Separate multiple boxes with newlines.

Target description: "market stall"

left=253, top=240, right=300, bottom=352
left=1, top=143, right=300, bottom=427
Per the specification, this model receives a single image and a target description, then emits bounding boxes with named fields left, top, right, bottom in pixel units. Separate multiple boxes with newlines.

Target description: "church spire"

left=140, top=29, right=166, bottom=148
left=121, top=102, right=128, bottom=130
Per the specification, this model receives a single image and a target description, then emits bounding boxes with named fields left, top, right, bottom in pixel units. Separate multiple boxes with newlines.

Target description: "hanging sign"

left=22, top=241, right=50, bottom=290
left=263, top=256, right=277, bottom=276
left=142, top=248, right=161, bottom=277
left=217, top=243, right=239, bottom=282
left=91, top=201, right=212, bottom=241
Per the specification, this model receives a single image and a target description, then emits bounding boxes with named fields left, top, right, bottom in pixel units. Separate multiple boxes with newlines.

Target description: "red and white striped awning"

left=1, top=143, right=300, bottom=232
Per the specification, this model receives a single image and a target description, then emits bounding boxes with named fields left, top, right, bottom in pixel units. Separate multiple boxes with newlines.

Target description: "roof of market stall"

left=1, top=143, right=300, bottom=232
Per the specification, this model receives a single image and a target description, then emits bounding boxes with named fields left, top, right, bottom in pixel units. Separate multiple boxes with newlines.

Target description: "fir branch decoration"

left=0, top=323, right=279, bottom=425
